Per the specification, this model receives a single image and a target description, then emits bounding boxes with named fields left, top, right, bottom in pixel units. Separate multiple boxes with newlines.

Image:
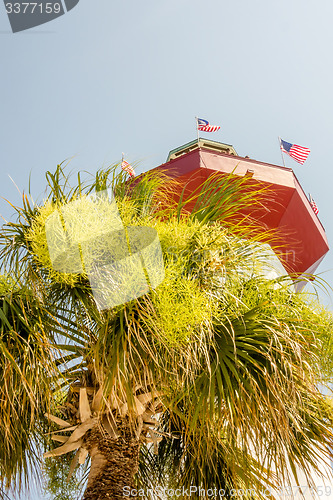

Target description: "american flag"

left=121, top=159, right=135, bottom=177
left=309, top=194, right=319, bottom=215
left=280, top=138, right=310, bottom=165
left=197, top=117, right=220, bottom=133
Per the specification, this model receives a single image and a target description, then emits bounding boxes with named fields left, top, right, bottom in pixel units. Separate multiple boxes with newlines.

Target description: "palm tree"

left=1, top=163, right=333, bottom=499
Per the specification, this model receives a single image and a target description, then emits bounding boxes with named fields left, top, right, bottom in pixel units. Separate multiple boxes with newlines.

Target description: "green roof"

left=167, top=138, right=238, bottom=162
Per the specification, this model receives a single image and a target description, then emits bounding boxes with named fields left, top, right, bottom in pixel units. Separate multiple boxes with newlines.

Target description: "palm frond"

left=0, top=283, right=57, bottom=492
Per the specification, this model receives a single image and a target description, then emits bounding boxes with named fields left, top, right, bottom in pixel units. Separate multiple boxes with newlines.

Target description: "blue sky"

left=1, top=0, right=333, bottom=497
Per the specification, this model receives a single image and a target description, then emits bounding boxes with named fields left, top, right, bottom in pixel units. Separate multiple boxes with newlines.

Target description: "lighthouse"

left=151, top=138, right=329, bottom=286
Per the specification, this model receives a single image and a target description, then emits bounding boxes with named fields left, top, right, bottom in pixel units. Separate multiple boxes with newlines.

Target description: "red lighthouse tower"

left=151, top=138, right=329, bottom=283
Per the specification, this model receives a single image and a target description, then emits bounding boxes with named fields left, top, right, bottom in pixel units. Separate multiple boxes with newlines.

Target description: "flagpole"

left=195, top=116, right=199, bottom=144
left=278, top=137, right=286, bottom=168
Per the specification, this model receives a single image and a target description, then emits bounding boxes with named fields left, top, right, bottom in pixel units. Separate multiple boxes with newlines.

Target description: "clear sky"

left=1, top=0, right=333, bottom=498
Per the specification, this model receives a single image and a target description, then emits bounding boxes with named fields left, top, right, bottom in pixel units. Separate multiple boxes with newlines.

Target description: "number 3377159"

left=5, top=3, right=62, bottom=14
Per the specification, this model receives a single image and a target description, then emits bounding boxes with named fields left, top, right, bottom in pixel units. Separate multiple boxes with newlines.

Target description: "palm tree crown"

left=1, top=163, right=333, bottom=499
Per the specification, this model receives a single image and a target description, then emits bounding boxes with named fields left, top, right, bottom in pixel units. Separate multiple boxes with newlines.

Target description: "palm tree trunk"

left=83, top=421, right=140, bottom=500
